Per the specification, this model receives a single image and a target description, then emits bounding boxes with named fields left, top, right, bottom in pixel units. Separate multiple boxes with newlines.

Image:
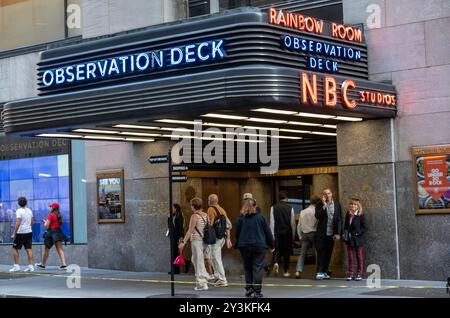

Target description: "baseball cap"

left=49, top=202, right=60, bottom=209
left=242, top=193, right=256, bottom=203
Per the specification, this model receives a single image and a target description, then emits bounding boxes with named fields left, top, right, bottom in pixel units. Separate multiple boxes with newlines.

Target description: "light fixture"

left=203, top=122, right=242, bottom=128
left=38, top=173, right=52, bottom=177
left=252, top=108, right=298, bottom=115
left=114, top=124, right=160, bottom=130
left=37, top=133, right=82, bottom=138
left=323, top=124, right=337, bottom=129
left=201, top=113, right=248, bottom=120
left=119, top=132, right=160, bottom=137
left=73, top=129, right=120, bottom=134
left=247, top=117, right=287, bottom=124
left=297, top=113, right=335, bottom=119
left=275, top=136, right=303, bottom=140
left=155, top=119, right=202, bottom=125
left=288, top=121, right=321, bottom=127
left=124, top=138, right=155, bottom=142
left=311, top=131, right=337, bottom=136
left=83, top=136, right=125, bottom=141
left=334, top=116, right=363, bottom=121
left=242, top=126, right=279, bottom=131
left=280, top=128, right=311, bottom=134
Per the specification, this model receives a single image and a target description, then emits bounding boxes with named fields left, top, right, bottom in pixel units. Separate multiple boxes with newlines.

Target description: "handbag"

left=343, top=229, right=351, bottom=242
left=173, top=252, right=186, bottom=266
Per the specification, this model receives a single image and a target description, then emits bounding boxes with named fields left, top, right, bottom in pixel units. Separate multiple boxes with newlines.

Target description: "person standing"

left=343, top=198, right=367, bottom=281
left=35, top=203, right=68, bottom=270
left=235, top=197, right=274, bottom=298
left=295, top=194, right=320, bottom=279
left=168, top=203, right=184, bottom=274
left=270, top=191, right=296, bottom=277
left=207, top=194, right=232, bottom=287
left=315, top=188, right=342, bottom=280
left=178, top=197, right=210, bottom=291
left=10, top=197, right=34, bottom=272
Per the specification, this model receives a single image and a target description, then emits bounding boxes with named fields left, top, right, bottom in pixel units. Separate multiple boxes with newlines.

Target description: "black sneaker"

left=245, top=288, right=254, bottom=297
left=35, top=263, right=45, bottom=269
left=59, top=265, right=68, bottom=270
left=253, top=292, right=263, bottom=298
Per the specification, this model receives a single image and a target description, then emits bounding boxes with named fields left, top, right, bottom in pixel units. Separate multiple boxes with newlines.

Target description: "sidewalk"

left=0, top=265, right=448, bottom=298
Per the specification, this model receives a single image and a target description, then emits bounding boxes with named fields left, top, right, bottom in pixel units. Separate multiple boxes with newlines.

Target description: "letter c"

left=342, top=80, right=357, bottom=109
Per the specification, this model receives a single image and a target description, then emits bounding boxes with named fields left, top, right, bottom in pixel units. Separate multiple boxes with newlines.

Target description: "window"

left=0, top=0, right=82, bottom=52
left=0, top=154, right=71, bottom=243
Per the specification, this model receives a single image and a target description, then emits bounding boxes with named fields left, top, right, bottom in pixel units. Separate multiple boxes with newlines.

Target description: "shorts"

left=44, top=228, right=68, bottom=249
left=13, top=233, right=32, bottom=250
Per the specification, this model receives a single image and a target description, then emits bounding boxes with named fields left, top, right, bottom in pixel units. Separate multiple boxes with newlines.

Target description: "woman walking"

left=35, top=203, right=68, bottom=270
left=178, top=197, right=210, bottom=291
left=168, top=203, right=184, bottom=274
left=343, top=198, right=367, bottom=281
left=235, top=196, right=274, bottom=298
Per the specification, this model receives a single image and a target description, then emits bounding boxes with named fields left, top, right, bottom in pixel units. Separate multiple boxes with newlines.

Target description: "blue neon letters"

left=42, top=39, right=226, bottom=87
left=282, top=35, right=361, bottom=61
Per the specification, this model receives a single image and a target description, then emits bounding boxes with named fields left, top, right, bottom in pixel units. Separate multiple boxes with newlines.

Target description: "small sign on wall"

left=412, top=145, right=450, bottom=214
left=96, top=169, right=126, bottom=223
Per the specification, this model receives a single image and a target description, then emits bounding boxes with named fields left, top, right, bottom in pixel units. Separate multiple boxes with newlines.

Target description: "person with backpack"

left=35, top=202, right=68, bottom=270
left=235, top=195, right=274, bottom=298
left=178, top=197, right=212, bottom=291
left=10, top=197, right=34, bottom=272
left=206, top=194, right=232, bottom=287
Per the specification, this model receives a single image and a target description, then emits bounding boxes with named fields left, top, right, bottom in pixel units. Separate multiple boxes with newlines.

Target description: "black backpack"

left=212, top=206, right=227, bottom=240
left=195, top=215, right=216, bottom=245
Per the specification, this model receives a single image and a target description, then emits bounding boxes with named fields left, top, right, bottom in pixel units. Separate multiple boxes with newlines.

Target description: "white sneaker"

left=194, top=284, right=209, bottom=291
left=23, top=265, right=34, bottom=272
left=283, top=272, right=291, bottom=277
left=273, top=263, right=279, bottom=274
left=9, top=264, right=20, bottom=272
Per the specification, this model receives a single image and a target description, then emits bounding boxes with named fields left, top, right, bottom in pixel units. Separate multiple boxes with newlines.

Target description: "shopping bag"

left=173, top=253, right=185, bottom=266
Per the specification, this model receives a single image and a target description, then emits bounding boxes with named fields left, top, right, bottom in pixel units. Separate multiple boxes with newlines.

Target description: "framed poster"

left=96, top=169, right=125, bottom=223
left=412, top=145, right=450, bottom=214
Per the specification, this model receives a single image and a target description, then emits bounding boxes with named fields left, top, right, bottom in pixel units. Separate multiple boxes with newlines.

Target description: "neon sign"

left=269, top=7, right=363, bottom=43
left=300, top=72, right=396, bottom=109
left=41, top=39, right=226, bottom=88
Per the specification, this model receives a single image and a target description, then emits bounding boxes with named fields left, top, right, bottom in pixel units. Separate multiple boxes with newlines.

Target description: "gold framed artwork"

left=96, top=169, right=125, bottom=223
left=412, top=145, right=450, bottom=214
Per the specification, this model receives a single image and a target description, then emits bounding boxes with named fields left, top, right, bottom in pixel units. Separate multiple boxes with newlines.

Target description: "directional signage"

left=172, top=175, right=188, bottom=182
left=172, top=165, right=189, bottom=172
left=148, top=155, right=168, bottom=164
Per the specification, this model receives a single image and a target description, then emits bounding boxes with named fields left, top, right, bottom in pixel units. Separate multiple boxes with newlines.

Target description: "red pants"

left=346, top=245, right=363, bottom=277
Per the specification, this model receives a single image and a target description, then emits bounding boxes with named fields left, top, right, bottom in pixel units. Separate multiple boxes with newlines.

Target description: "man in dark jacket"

left=315, top=188, right=341, bottom=280
left=270, top=191, right=296, bottom=277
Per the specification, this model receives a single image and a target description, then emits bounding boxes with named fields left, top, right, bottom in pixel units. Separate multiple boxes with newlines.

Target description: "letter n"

left=301, top=72, right=318, bottom=105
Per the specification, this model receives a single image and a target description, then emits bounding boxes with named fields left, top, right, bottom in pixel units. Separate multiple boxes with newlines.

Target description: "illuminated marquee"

left=41, top=39, right=226, bottom=88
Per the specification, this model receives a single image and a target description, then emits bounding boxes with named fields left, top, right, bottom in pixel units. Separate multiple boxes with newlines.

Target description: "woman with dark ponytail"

left=35, top=203, right=68, bottom=270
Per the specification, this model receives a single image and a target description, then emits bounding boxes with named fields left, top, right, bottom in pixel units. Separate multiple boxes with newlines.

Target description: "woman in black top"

left=343, top=198, right=367, bottom=281
left=168, top=203, right=184, bottom=274
left=235, top=197, right=274, bottom=298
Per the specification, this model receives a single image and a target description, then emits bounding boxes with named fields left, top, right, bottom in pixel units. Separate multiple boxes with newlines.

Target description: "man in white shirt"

left=295, top=195, right=321, bottom=278
left=10, top=197, right=35, bottom=272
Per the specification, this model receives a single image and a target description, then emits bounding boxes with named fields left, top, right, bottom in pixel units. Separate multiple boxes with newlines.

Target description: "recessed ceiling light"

left=311, top=131, right=337, bottom=136
left=242, top=126, right=279, bottom=131
left=275, top=136, right=303, bottom=140
left=73, top=129, right=119, bottom=134
left=203, top=122, right=242, bottom=128
left=37, top=133, right=82, bottom=138
left=247, top=117, right=287, bottom=124
left=334, top=116, right=363, bottom=121
left=280, top=128, right=311, bottom=134
left=114, top=124, right=160, bottom=130
left=323, top=124, right=337, bottom=129
left=297, top=113, right=335, bottom=119
left=252, top=108, right=298, bottom=115
left=155, top=119, right=202, bottom=125
left=119, top=132, right=160, bottom=137
left=124, top=138, right=155, bottom=142
left=201, top=113, right=248, bottom=120
left=83, top=136, right=125, bottom=141
left=288, top=121, right=321, bottom=127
